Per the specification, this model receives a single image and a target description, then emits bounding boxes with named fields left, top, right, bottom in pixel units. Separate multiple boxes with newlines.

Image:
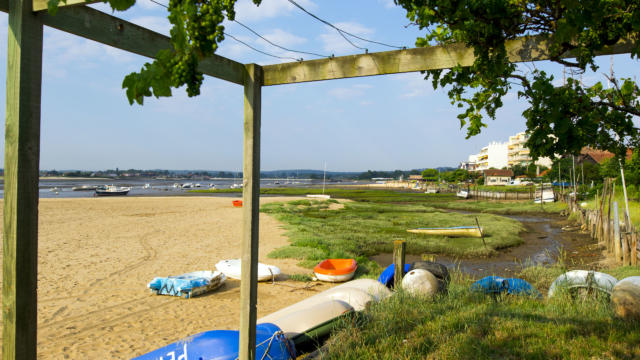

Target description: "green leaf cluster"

left=396, top=0, right=640, bottom=157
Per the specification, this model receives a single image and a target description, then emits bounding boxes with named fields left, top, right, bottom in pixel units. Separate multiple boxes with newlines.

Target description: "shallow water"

left=371, top=214, right=600, bottom=278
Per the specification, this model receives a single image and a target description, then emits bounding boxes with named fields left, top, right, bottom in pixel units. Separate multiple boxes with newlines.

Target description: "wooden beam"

left=32, top=0, right=100, bottom=12
left=0, top=0, right=245, bottom=85
left=262, top=36, right=636, bottom=86
left=3, top=0, right=43, bottom=358
left=239, top=63, right=262, bottom=360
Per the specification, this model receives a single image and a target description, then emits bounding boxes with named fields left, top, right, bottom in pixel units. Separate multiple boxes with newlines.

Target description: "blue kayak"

left=471, top=276, right=541, bottom=297
left=378, top=263, right=412, bottom=288
left=132, top=323, right=295, bottom=360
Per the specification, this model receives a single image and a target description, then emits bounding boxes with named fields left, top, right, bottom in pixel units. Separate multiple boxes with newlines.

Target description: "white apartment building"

left=475, top=142, right=508, bottom=171
left=462, top=132, right=553, bottom=172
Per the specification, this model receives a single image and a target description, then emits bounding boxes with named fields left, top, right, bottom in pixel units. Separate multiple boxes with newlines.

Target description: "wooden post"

left=239, top=63, right=262, bottom=360
left=631, top=231, right=637, bottom=265
left=393, top=240, right=406, bottom=289
left=3, top=0, right=43, bottom=358
left=622, top=233, right=630, bottom=265
left=613, top=202, right=621, bottom=261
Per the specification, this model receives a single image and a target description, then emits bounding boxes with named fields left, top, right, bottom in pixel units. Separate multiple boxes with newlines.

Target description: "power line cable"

left=223, top=32, right=301, bottom=61
left=233, top=19, right=331, bottom=59
left=287, top=0, right=405, bottom=51
left=145, top=0, right=304, bottom=61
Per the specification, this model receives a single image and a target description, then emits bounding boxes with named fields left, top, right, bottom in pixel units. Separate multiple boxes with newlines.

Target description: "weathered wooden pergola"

left=1, top=0, right=635, bottom=358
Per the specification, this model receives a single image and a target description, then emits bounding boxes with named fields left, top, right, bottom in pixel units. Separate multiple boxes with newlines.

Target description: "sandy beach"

left=0, top=196, right=335, bottom=359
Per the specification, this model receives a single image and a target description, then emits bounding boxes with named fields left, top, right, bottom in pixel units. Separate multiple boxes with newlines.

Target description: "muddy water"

left=371, top=214, right=602, bottom=278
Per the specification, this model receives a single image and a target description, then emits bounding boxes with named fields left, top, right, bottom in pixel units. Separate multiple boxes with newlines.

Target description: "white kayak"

left=548, top=270, right=617, bottom=298
left=214, top=259, right=281, bottom=281
left=612, top=276, right=640, bottom=319
left=258, top=279, right=391, bottom=339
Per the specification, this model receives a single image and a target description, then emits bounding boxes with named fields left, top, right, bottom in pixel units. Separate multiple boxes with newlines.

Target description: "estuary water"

left=0, top=178, right=358, bottom=199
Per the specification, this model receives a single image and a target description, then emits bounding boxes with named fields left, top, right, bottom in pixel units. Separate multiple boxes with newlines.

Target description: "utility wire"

left=233, top=19, right=331, bottom=59
left=147, top=0, right=329, bottom=61
left=223, top=32, right=301, bottom=61
left=287, top=0, right=405, bottom=51
left=146, top=0, right=304, bottom=61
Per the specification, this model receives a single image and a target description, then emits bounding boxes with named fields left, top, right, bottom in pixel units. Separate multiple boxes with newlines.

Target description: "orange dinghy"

left=314, top=259, right=357, bottom=283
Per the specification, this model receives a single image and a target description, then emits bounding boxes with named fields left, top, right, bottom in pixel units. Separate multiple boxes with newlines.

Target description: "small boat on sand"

left=314, top=259, right=357, bottom=282
left=407, top=226, right=482, bottom=238
left=258, top=279, right=391, bottom=346
left=148, top=270, right=226, bottom=299
left=306, top=194, right=331, bottom=199
left=215, top=259, right=280, bottom=281
left=132, top=323, right=294, bottom=360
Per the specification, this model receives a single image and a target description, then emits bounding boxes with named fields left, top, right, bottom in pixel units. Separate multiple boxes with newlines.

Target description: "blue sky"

left=0, top=0, right=638, bottom=172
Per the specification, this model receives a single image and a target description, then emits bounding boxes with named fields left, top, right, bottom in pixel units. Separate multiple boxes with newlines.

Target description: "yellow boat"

left=407, top=226, right=483, bottom=238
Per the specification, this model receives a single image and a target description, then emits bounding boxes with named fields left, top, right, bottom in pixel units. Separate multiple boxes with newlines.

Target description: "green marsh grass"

left=263, top=200, right=524, bottom=273
left=438, top=199, right=568, bottom=214
left=320, top=265, right=640, bottom=359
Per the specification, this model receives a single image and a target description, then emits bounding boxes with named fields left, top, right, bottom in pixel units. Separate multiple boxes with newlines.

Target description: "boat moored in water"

left=72, top=185, right=98, bottom=191
left=95, top=185, right=131, bottom=196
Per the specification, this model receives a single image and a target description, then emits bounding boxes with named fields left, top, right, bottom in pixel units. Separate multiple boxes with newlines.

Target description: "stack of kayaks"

left=313, top=259, right=358, bottom=282
left=132, top=323, right=295, bottom=360
left=147, top=270, right=226, bottom=299
left=215, top=259, right=281, bottom=281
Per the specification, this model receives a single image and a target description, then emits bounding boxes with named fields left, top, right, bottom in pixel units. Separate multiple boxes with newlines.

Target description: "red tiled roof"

left=483, top=169, right=514, bottom=177
left=579, top=147, right=633, bottom=164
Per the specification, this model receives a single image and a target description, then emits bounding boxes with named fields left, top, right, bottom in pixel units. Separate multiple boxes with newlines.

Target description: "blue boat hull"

left=132, top=323, right=295, bottom=360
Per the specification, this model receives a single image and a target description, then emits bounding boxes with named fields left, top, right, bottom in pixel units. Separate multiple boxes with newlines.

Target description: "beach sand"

left=0, top=196, right=335, bottom=359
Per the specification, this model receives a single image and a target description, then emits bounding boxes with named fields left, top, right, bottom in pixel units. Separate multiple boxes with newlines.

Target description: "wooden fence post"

left=632, top=231, right=637, bottom=266
left=613, top=202, right=621, bottom=261
left=393, top=240, right=406, bottom=289
left=239, top=63, right=263, bottom=360
left=2, top=1, right=43, bottom=359
left=622, top=232, right=630, bottom=266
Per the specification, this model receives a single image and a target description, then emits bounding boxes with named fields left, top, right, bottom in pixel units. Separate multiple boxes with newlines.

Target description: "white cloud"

left=41, top=28, right=137, bottom=78
left=235, top=0, right=316, bottom=22
left=392, top=72, right=432, bottom=98
left=262, top=29, right=307, bottom=47
left=328, top=83, right=371, bottom=99
left=130, top=15, right=171, bottom=36
left=377, top=0, right=396, bottom=9
left=319, top=22, right=374, bottom=55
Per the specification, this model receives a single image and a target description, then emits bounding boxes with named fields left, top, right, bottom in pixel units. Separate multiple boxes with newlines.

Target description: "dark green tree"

left=421, top=168, right=439, bottom=181
left=396, top=0, right=640, bottom=159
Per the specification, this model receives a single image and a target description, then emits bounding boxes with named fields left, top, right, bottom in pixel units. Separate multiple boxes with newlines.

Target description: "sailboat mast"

left=322, top=162, right=327, bottom=195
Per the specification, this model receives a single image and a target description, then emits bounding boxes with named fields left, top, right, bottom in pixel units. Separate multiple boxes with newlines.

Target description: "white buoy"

left=401, top=269, right=439, bottom=297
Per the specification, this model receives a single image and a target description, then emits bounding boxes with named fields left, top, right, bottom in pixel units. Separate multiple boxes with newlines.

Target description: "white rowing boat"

left=407, top=226, right=482, bottom=238
left=214, top=259, right=280, bottom=281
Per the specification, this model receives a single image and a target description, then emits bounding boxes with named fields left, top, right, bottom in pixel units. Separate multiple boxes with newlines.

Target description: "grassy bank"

left=319, top=264, right=640, bottom=359
left=263, top=199, right=524, bottom=273
left=194, top=187, right=567, bottom=215
left=583, top=192, right=640, bottom=227
left=191, top=187, right=454, bottom=203
left=437, top=199, right=568, bottom=215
